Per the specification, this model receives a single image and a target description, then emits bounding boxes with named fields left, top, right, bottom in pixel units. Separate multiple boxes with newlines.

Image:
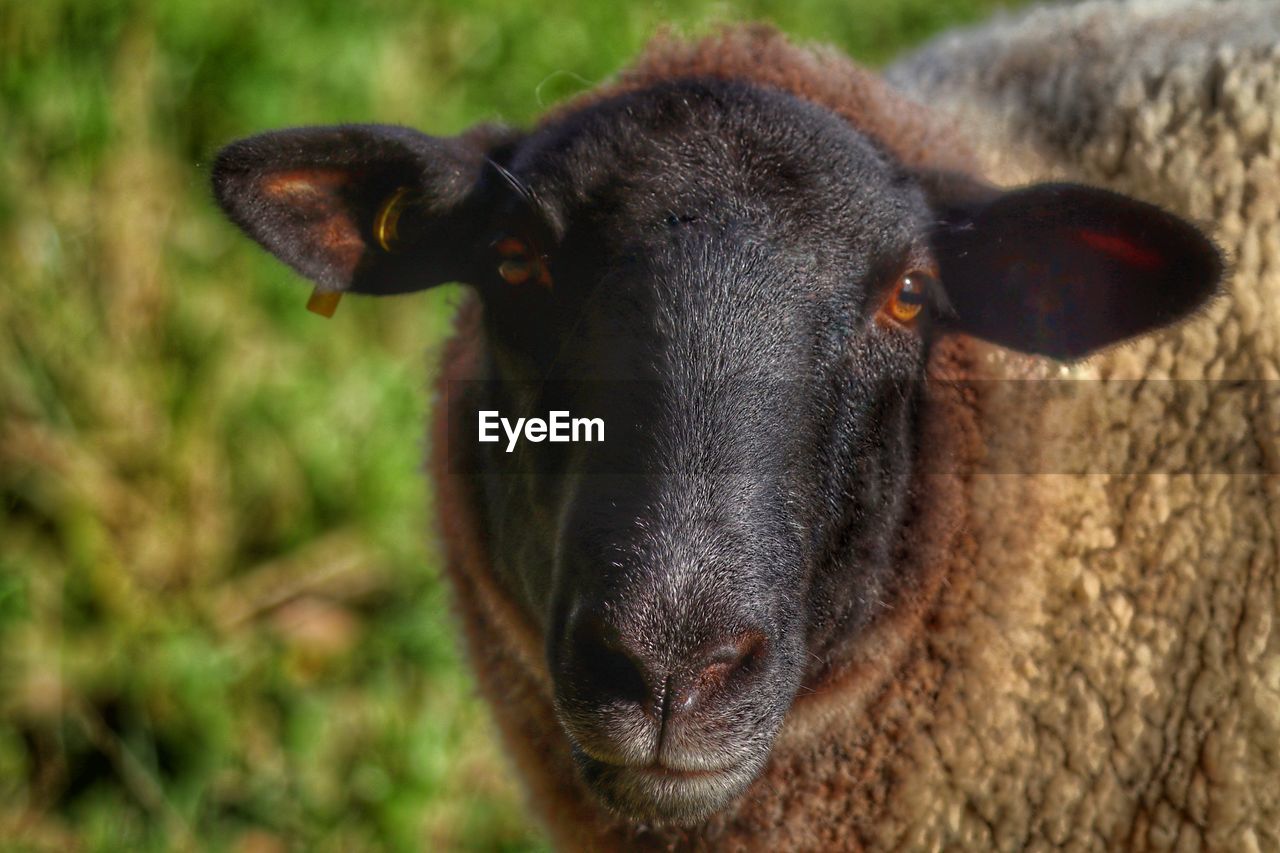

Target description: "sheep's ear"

left=212, top=124, right=519, bottom=296
left=926, top=181, right=1223, bottom=360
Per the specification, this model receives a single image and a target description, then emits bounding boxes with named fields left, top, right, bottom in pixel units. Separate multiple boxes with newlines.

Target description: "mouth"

left=575, top=752, right=764, bottom=825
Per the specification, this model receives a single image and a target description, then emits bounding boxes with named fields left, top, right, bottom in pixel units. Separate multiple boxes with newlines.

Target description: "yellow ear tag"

left=306, top=288, right=343, bottom=317
left=374, top=187, right=411, bottom=252
left=305, top=187, right=411, bottom=318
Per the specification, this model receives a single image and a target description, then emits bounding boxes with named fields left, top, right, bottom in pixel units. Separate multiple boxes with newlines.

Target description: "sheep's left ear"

left=925, top=179, right=1224, bottom=360
left=212, top=123, right=520, bottom=296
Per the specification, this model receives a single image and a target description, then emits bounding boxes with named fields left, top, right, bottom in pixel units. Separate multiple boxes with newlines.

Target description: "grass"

left=0, top=0, right=1021, bottom=849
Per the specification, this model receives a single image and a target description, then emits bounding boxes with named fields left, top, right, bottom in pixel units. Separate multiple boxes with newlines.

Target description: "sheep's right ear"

left=212, top=124, right=520, bottom=296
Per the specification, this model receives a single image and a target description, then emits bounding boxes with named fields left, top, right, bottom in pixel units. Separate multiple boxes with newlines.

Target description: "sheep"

left=209, top=4, right=1274, bottom=849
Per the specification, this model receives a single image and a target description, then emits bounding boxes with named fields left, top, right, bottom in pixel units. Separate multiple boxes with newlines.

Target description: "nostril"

left=672, top=630, right=770, bottom=716
left=566, top=617, right=653, bottom=712
left=559, top=615, right=773, bottom=724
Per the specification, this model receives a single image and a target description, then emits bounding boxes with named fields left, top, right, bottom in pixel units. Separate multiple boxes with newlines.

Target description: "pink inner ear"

left=259, top=168, right=365, bottom=279
left=260, top=168, right=352, bottom=200
left=1076, top=228, right=1165, bottom=271
left=314, top=217, right=364, bottom=276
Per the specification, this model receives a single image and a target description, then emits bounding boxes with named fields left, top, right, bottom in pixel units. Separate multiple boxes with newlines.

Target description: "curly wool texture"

left=429, top=7, right=1279, bottom=850
left=884, top=2, right=1280, bottom=849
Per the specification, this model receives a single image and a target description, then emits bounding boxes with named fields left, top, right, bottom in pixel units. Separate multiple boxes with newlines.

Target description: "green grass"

left=0, top=0, right=1021, bottom=849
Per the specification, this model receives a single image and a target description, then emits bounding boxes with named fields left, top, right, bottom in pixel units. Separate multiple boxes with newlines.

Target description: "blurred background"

left=1, top=0, right=1022, bottom=849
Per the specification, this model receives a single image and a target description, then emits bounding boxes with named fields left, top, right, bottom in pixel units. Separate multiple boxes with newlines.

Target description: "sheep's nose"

left=561, top=614, right=770, bottom=722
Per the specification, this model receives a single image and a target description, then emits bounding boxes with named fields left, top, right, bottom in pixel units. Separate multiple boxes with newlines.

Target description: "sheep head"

left=212, top=77, right=1221, bottom=825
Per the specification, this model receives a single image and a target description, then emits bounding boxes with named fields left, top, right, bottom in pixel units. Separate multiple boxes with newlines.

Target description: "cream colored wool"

left=429, top=4, right=1279, bottom=849
left=883, top=2, right=1280, bottom=848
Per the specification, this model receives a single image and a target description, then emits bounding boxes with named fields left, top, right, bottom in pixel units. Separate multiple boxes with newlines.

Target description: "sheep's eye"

left=495, top=236, right=552, bottom=288
left=881, top=270, right=933, bottom=326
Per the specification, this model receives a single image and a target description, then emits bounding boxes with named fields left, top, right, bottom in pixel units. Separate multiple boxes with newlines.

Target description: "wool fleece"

left=886, top=3, right=1279, bottom=848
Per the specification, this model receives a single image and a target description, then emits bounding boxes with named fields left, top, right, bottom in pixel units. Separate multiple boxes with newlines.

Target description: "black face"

left=469, top=83, right=935, bottom=823
left=212, top=76, right=1221, bottom=826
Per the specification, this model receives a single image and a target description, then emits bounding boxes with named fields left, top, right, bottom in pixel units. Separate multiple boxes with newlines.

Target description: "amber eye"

left=495, top=236, right=552, bottom=288
left=883, top=270, right=933, bottom=325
